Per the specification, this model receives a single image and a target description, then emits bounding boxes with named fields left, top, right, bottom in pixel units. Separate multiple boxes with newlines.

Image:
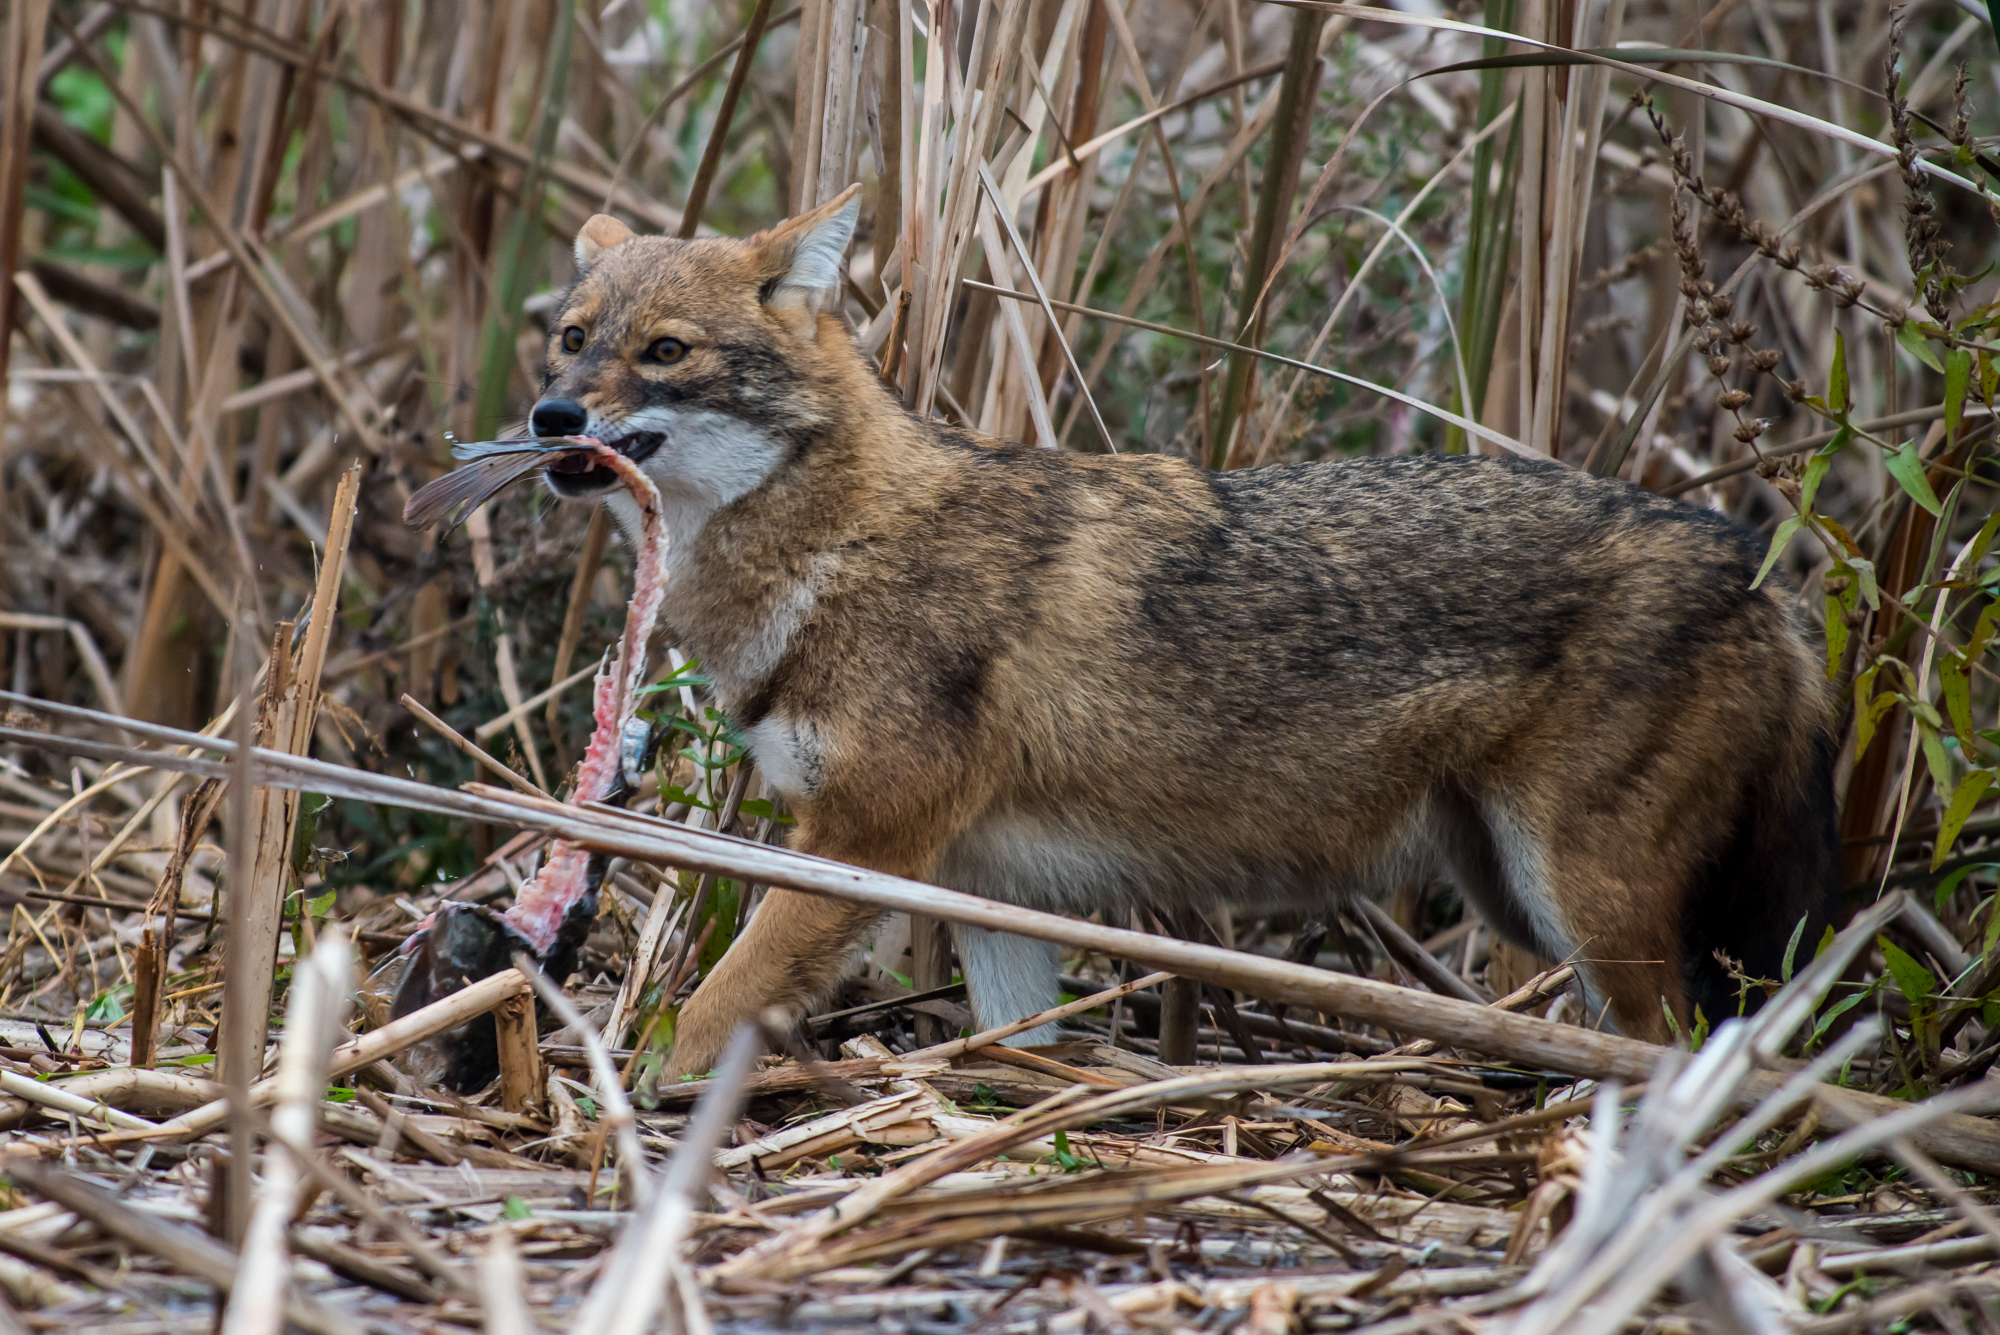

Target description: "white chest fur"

left=741, top=713, right=832, bottom=800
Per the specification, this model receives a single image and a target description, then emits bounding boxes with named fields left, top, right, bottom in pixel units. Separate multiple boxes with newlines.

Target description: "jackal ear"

left=761, top=184, right=862, bottom=308
left=575, top=214, right=637, bottom=269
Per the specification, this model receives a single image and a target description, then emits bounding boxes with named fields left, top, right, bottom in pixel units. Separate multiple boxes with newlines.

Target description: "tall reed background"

left=4, top=0, right=2000, bottom=1323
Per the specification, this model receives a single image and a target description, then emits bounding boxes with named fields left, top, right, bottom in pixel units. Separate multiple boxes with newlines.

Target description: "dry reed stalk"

left=228, top=461, right=360, bottom=1074
left=571, top=1024, right=760, bottom=1335
left=517, top=952, right=652, bottom=1207
left=0, top=0, right=53, bottom=467
left=1208, top=4, right=1322, bottom=468
left=478, top=1227, right=533, bottom=1335
left=404, top=691, right=547, bottom=796
left=1, top=1158, right=352, bottom=1335
left=0, top=1068, right=158, bottom=1131
left=220, top=927, right=352, bottom=1335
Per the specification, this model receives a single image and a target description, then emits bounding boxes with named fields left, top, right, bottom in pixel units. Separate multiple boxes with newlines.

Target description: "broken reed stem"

left=479, top=1229, right=534, bottom=1335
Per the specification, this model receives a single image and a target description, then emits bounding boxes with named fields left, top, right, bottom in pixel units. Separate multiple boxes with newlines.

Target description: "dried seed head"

left=1785, top=379, right=1808, bottom=403
left=1708, top=293, right=1734, bottom=320
left=1709, top=354, right=1735, bottom=377
left=1886, top=6, right=1955, bottom=323
left=1733, top=418, right=1764, bottom=442
left=1950, top=61, right=1973, bottom=149
left=1719, top=388, right=1754, bottom=412
left=1750, top=348, right=1782, bottom=374
left=1727, top=320, right=1758, bottom=345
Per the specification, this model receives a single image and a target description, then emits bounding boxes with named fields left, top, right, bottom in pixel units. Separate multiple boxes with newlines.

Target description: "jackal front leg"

left=666, top=887, right=884, bottom=1078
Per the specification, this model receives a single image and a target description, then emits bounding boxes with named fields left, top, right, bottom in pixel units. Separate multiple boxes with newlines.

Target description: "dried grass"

left=4, top=0, right=2000, bottom=1329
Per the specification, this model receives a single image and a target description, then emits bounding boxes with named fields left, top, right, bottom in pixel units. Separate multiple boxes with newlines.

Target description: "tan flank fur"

left=525, top=186, right=1841, bottom=1077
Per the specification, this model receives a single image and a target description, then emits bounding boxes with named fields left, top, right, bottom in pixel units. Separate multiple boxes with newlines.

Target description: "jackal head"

left=531, top=185, right=864, bottom=519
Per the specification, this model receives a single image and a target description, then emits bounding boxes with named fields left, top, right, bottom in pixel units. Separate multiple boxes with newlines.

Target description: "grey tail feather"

left=450, top=436, right=581, bottom=460
left=403, top=455, right=549, bottom=528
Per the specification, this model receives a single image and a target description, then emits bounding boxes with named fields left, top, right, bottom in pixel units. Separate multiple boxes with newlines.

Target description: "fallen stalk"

left=95, top=966, right=532, bottom=1143
left=8, top=694, right=2000, bottom=1172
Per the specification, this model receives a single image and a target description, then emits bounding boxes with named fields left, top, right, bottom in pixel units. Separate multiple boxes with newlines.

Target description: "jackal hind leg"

left=1538, top=841, right=1690, bottom=1044
left=1458, top=796, right=1685, bottom=1044
left=953, top=926, right=1062, bottom=1045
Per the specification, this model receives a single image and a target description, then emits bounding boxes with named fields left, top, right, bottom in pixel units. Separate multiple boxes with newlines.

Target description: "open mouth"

left=546, top=430, right=665, bottom=495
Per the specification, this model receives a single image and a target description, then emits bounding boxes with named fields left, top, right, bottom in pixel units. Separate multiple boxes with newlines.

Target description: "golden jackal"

left=523, top=186, right=1838, bottom=1076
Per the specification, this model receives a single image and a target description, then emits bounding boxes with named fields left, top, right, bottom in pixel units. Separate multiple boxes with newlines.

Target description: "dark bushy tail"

left=1681, top=727, right=1843, bottom=1026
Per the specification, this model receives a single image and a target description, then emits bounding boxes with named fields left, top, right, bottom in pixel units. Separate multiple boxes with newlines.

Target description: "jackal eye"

left=645, top=336, right=688, bottom=365
left=559, top=325, right=586, bottom=354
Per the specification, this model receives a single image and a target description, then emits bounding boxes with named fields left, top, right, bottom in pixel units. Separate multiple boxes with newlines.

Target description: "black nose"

left=531, top=397, right=587, bottom=437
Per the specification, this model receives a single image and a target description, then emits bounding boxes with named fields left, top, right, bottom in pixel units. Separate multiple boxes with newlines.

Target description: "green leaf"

left=1801, top=442, right=1839, bottom=512
left=1050, top=1128, right=1088, bottom=1172
left=502, top=1196, right=532, bottom=1220
left=1947, top=348, right=1974, bottom=436
left=1897, top=321, right=1947, bottom=374
left=1935, top=771, right=1997, bottom=870
left=1753, top=515, right=1806, bottom=590
left=1884, top=444, right=1945, bottom=517
left=1968, top=602, right=2000, bottom=661
left=698, top=880, right=741, bottom=975
left=1824, top=557, right=1861, bottom=679
left=1943, top=656, right=1976, bottom=749
left=1830, top=330, right=1850, bottom=413
left=1825, top=592, right=1849, bottom=679
left=578, top=1095, right=599, bottom=1119
left=1919, top=718, right=1954, bottom=795
left=1935, top=865, right=1994, bottom=913
left=1850, top=557, right=1881, bottom=610
left=1880, top=938, right=1937, bottom=1014
left=1781, top=914, right=1810, bottom=984
left=1966, top=512, right=2000, bottom=576
left=1809, top=985, right=1874, bottom=1047
left=1854, top=667, right=1896, bottom=759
